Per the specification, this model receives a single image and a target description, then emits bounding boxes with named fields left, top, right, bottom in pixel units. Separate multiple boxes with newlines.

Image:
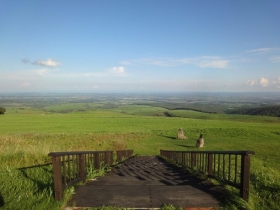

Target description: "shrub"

left=0, top=107, right=6, bottom=115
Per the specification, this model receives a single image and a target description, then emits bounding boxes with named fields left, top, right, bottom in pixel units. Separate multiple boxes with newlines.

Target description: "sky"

left=1, top=0, right=280, bottom=93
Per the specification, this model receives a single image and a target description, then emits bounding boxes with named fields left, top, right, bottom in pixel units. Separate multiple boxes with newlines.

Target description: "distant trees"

left=0, top=107, right=6, bottom=115
left=227, top=105, right=280, bottom=117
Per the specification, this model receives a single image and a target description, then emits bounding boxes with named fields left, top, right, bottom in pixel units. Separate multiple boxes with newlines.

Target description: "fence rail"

left=116, top=149, right=134, bottom=162
left=48, top=149, right=133, bottom=200
left=160, top=150, right=255, bottom=201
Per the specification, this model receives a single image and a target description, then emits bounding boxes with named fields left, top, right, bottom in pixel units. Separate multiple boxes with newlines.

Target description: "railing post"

left=240, top=154, right=251, bottom=201
left=172, top=152, right=175, bottom=162
left=178, top=152, right=182, bottom=165
left=168, top=151, right=171, bottom=161
left=123, top=150, right=126, bottom=159
left=191, top=153, right=196, bottom=168
left=94, top=153, right=100, bottom=169
left=208, top=153, right=213, bottom=176
left=117, top=151, right=121, bottom=162
left=104, top=152, right=109, bottom=166
left=110, top=151, right=114, bottom=165
left=116, top=151, right=121, bottom=162
left=182, top=152, right=186, bottom=166
left=115, top=150, right=133, bottom=163
left=78, top=154, right=86, bottom=178
left=175, top=152, right=179, bottom=164
left=52, top=156, right=63, bottom=201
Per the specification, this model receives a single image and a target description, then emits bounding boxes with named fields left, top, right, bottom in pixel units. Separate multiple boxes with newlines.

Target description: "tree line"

left=226, top=105, right=280, bottom=117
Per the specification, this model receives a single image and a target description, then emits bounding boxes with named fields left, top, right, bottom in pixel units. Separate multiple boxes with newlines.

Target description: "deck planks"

left=70, top=156, right=223, bottom=208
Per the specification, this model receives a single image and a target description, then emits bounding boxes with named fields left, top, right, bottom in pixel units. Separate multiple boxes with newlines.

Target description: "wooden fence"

left=48, top=149, right=133, bottom=200
left=160, top=150, right=255, bottom=201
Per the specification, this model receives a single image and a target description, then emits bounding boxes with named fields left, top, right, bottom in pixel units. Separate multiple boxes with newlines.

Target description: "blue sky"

left=1, top=0, right=280, bottom=93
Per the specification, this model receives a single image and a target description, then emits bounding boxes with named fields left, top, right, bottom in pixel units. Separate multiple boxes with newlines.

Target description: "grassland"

left=0, top=99, right=280, bottom=209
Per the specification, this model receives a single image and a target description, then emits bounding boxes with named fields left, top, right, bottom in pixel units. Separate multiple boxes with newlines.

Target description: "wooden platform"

left=70, top=156, right=224, bottom=209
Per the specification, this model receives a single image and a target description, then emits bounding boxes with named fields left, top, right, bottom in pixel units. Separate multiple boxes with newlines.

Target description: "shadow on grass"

left=158, top=135, right=177, bottom=140
left=175, top=144, right=196, bottom=148
left=0, top=193, right=4, bottom=207
left=18, top=163, right=54, bottom=196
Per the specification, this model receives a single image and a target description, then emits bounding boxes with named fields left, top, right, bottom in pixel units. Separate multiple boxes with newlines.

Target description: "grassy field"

left=0, top=103, right=280, bottom=209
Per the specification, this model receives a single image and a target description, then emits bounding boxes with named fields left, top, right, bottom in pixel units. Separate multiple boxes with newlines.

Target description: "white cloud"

left=246, top=80, right=257, bottom=86
left=273, top=77, right=280, bottom=88
left=246, top=77, right=269, bottom=87
left=259, top=78, right=269, bottom=87
left=33, top=58, right=61, bottom=67
left=92, top=85, right=99, bottom=89
left=109, top=66, right=125, bottom=74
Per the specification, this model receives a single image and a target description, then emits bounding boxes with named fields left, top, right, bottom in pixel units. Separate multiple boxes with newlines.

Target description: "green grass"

left=0, top=104, right=280, bottom=209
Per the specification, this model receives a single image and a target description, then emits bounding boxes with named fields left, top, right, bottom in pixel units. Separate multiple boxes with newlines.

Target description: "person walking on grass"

left=196, top=134, right=204, bottom=148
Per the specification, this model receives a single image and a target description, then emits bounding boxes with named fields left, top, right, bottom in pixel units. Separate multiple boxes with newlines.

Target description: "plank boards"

left=70, top=156, right=223, bottom=208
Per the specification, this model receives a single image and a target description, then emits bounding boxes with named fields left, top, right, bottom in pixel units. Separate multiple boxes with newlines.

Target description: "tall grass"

left=0, top=131, right=133, bottom=209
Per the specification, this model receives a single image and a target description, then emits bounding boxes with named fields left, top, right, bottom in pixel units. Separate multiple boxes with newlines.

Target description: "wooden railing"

left=116, top=149, right=134, bottom=162
left=48, top=149, right=133, bottom=200
left=160, top=150, right=255, bottom=201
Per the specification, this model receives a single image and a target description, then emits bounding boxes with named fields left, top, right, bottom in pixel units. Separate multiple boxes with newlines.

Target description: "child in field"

left=196, top=134, right=204, bottom=148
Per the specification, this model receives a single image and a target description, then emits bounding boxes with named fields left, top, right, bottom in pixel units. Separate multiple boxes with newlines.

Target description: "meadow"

left=0, top=98, right=280, bottom=209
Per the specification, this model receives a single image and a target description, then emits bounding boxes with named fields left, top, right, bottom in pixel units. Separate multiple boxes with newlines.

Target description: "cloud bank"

left=246, top=77, right=280, bottom=88
left=246, top=77, right=269, bottom=87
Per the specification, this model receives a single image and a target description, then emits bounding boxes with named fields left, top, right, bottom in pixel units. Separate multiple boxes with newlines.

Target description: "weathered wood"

left=51, top=156, right=63, bottom=201
left=207, top=153, right=213, bottom=175
left=48, top=150, right=133, bottom=200
left=78, top=154, right=86, bottom=179
left=48, top=150, right=114, bottom=157
left=240, top=154, right=251, bottom=201
left=71, top=156, right=223, bottom=208
left=160, top=150, right=255, bottom=201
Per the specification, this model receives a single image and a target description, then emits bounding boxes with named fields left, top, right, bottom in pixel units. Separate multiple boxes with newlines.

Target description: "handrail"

left=48, top=149, right=133, bottom=200
left=160, top=150, right=255, bottom=201
left=48, top=150, right=115, bottom=156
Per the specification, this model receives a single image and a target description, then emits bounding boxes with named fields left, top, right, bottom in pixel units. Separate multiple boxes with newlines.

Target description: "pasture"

left=0, top=101, right=280, bottom=209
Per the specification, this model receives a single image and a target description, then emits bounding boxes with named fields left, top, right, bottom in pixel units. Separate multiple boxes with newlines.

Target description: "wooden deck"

left=70, top=156, right=224, bottom=209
